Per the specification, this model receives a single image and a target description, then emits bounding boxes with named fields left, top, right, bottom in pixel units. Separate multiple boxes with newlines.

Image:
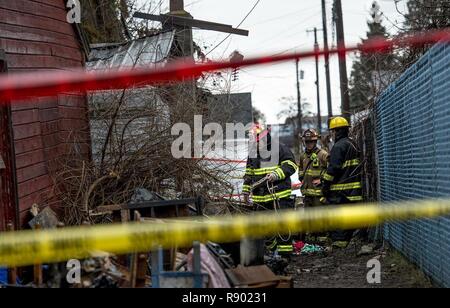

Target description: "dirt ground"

left=286, top=239, right=434, bottom=288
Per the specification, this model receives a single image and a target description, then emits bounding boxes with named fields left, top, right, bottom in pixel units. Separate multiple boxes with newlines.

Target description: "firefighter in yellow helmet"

left=321, top=117, right=362, bottom=245
left=299, top=129, right=329, bottom=208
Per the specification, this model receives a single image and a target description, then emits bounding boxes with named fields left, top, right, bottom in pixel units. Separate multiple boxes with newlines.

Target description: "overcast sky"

left=142, top=0, right=408, bottom=124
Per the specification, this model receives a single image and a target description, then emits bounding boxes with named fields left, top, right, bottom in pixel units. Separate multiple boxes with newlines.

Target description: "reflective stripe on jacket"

left=299, top=148, right=328, bottom=197
left=322, top=136, right=362, bottom=203
left=243, top=142, right=297, bottom=203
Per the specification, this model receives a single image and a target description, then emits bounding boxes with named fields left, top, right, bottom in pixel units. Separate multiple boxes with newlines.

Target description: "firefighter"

left=299, top=129, right=329, bottom=208
left=242, top=124, right=298, bottom=255
left=321, top=117, right=363, bottom=245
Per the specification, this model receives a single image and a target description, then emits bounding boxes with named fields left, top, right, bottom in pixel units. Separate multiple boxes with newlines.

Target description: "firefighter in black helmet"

left=299, top=129, right=329, bottom=208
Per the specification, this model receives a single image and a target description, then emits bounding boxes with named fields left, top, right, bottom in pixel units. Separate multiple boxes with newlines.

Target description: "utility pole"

left=321, top=0, right=333, bottom=120
left=134, top=0, right=249, bottom=58
left=334, top=0, right=351, bottom=122
left=169, top=0, right=194, bottom=57
left=296, top=59, right=303, bottom=154
left=307, top=27, right=322, bottom=133
left=170, top=0, right=184, bottom=12
left=296, top=59, right=303, bottom=137
left=134, top=0, right=249, bottom=114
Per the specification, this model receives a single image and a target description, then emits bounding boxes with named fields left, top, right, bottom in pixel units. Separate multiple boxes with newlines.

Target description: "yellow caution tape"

left=1, top=199, right=450, bottom=267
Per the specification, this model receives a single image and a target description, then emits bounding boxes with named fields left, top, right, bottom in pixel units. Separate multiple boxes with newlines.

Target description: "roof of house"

left=207, top=92, right=253, bottom=126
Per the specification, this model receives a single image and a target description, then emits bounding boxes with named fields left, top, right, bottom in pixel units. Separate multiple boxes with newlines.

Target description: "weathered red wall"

left=0, top=0, right=90, bottom=227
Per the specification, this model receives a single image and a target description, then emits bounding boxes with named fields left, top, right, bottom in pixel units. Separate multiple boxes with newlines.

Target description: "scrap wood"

left=225, top=265, right=280, bottom=288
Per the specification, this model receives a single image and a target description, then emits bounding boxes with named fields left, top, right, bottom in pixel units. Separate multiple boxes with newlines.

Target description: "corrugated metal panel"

left=376, top=43, right=450, bottom=287
left=87, top=31, right=175, bottom=70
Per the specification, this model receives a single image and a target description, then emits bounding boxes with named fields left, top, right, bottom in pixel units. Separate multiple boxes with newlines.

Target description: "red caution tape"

left=0, top=29, right=449, bottom=103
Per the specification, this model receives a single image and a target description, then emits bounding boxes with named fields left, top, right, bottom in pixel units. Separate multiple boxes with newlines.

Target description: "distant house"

left=271, top=116, right=331, bottom=148
left=0, top=0, right=90, bottom=229
left=207, top=93, right=253, bottom=128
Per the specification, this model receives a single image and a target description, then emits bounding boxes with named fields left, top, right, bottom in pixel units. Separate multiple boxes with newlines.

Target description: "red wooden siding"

left=0, top=0, right=90, bottom=227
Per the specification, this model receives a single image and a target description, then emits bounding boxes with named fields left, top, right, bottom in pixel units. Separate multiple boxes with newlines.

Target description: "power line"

left=220, top=36, right=234, bottom=59
left=185, top=0, right=204, bottom=8
left=252, top=11, right=323, bottom=47
left=138, top=0, right=164, bottom=30
left=151, top=0, right=164, bottom=14
left=241, top=69, right=289, bottom=79
left=205, top=0, right=262, bottom=56
left=270, top=42, right=309, bottom=57
left=248, top=4, right=319, bottom=27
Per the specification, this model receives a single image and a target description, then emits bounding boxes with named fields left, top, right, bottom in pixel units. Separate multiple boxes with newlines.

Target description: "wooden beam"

left=133, top=12, right=166, bottom=23
left=133, top=12, right=249, bottom=36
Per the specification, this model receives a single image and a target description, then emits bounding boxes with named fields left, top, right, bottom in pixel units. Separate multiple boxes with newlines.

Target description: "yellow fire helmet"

left=329, top=117, right=350, bottom=130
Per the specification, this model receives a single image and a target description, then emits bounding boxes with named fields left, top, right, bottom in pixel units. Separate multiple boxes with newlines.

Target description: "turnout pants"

left=257, top=197, right=295, bottom=255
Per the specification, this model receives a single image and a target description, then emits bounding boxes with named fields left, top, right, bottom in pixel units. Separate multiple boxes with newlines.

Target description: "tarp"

left=187, top=244, right=230, bottom=288
left=0, top=267, right=7, bottom=284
